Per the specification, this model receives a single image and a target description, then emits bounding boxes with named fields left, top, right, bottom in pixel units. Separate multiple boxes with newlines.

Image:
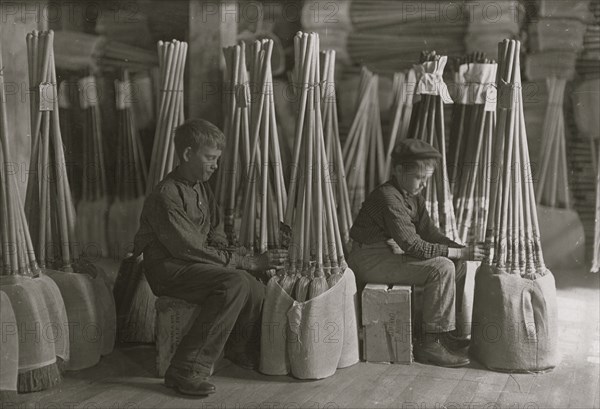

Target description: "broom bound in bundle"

left=407, top=51, right=459, bottom=242
left=343, top=66, right=386, bottom=219
left=216, top=42, right=252, bottom=246
left=279, top=32, right=348, bottom=301
left=450, top=53, right=497, bottom=244
left=107, top=69, right=148, bottom=259
left=321, top=49, right=353, bottom=250
left=76, top=73, right=109, bottom=259
left=237, top=39, right=288, bottom=267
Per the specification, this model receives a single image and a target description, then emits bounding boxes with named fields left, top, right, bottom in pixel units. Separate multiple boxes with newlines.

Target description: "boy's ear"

left=182, top=146, right=192, bottom=163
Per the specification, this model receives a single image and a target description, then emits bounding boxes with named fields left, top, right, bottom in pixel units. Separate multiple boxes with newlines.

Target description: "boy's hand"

left=241, top=249, right=288, bottom=272
left=449, top=243, right=485, bottom=261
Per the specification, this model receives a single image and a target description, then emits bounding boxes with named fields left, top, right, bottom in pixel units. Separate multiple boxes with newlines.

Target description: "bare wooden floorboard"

left=9, top=267, right=599, bottom=409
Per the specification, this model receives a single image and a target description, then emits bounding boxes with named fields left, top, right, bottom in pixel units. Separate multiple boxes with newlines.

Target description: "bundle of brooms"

left=146, top=39, right=187, bottom=191
left=450, top=53, right=497, bottom=244
left=75, top=74, right=109, bottom=258
left=107, top=70, right=148, bottom=260
left=321, top=49, right=353, bottom=249
left=483, top=39, right=549, bottom=278
left=236, top=39, right=288, bottom=263
left=24, top=30, right=78, bottom=272
left=114, top=39, right=187, bottom=343
left=23, top=29, right=117, bottom=370
left=278, top=32, right=348, bottom=301
left=1, top=38, right=63, bottom=394
left=343, top=67, right=386, bottom=219
left=384, top=69, right=417, bottom=178
left=535, top=77, right=571, bottom=209
left=471, top=39, right=559, bottom=373
left=215, top=42, right=252, bottom=246
left=407, top=51, right=459, bottom=242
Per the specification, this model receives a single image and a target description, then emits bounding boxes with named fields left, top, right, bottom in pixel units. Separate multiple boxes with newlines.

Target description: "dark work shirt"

left=350, top=176, right=461, bottom=259
left=133, top=168, right=233, bottom=266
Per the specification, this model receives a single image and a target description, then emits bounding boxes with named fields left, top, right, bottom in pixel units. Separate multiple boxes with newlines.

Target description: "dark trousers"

left=144, top=258, right=265, bottom=373
left=347, top=242, right=464, bottom=334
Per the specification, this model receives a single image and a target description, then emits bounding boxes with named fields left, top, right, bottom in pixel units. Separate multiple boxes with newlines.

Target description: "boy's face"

left=183, top=144, right=222, bottom=182
left=394, top=163, right=435, bottom=195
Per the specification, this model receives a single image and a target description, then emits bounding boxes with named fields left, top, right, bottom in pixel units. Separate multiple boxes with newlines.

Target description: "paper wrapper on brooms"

left=260, top=32, right=359, bottom=379
left=107, top=70, right=148, bottom=260
left=471, top=40, right=559, bottom=372
left=407, top=52, right=460, bottom=242
left=450, top=55, right=497, bottom=244
left=113, top=40, right=187, bottom=343
left=22, top=30, right=116, bottom=372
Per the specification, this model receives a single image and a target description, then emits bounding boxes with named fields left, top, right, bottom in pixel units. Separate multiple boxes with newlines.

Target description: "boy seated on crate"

left=133, top=119, right=287, bottom=396
left=347, top=139, right=484, bottom=368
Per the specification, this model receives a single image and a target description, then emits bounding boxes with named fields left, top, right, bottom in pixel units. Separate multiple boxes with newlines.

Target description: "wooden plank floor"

left=8, top=267, right=599, bottom=409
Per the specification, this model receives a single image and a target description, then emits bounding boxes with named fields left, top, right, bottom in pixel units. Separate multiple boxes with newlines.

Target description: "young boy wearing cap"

left=348, top=138, right=484, bottom=368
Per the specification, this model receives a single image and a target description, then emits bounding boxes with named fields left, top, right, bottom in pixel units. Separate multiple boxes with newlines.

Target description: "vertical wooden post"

left=188, top=0, right=237, bottom=127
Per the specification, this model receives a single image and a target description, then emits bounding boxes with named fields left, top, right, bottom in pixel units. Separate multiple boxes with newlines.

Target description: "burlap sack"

left=471, top=263, right=559, bottom=372
left=45, top=270, right=102, bottom=371
left=259, top=277, right=295, bottom=375
left=35, top=273, right=70, bottom=362
left=287, top=273, right=346, bottom=380
left=338, top=267, right=359, bottom=368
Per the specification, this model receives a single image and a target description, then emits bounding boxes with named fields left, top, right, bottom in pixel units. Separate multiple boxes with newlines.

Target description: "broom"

left=535, top=77, right=571, bottom=209
left=321, top=50, right=353, bottom=249
left=107, top=70, right=148, bottom=260
left=343, top=67, right=386, bottom=219
left=76, top=73, right=109, bottom=259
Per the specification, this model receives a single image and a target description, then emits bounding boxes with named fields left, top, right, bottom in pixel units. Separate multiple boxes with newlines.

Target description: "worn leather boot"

left=414, top=339, right=470, bottom=368
left=439, top=331, right=471, bottom=351
left=164, top=365, right=216, bottom=396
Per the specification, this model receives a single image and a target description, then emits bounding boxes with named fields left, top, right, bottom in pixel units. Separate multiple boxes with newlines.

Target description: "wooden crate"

left=361, top=284, right=412, bottom=364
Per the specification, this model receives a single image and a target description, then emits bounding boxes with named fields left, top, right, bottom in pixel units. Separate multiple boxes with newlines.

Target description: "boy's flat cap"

left=392, top=139, right=442, bottom=161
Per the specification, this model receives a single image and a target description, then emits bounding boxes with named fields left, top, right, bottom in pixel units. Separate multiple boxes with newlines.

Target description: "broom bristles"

left=308, top=276, right=328, bottom=300
left=294, top=274, right=311, bottom=302
left=17, top=362, right=61, bottom=393
left=279, top=273, right=297, bottom=296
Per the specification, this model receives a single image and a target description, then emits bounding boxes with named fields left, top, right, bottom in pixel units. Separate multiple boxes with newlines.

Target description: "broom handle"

left=284, top=35, right=314, bottom=228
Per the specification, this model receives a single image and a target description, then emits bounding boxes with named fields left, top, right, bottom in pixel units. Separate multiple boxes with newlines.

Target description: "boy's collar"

left=391, top=175, right=414, bottom=198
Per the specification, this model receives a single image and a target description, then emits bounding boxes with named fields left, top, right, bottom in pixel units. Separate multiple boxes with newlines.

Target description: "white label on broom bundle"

left=38, top=83, right=55, bottom=111
left=465, top=63, right=498, bottom=106
left=413, top=56, right=453, bottom=104
left=484, top=86, right=497, bottom=112
left=115, top=80, right=132, bottom=110
left=79, top=76, right=98, bottom=109
left=58, top=81, right=71, bottom=109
